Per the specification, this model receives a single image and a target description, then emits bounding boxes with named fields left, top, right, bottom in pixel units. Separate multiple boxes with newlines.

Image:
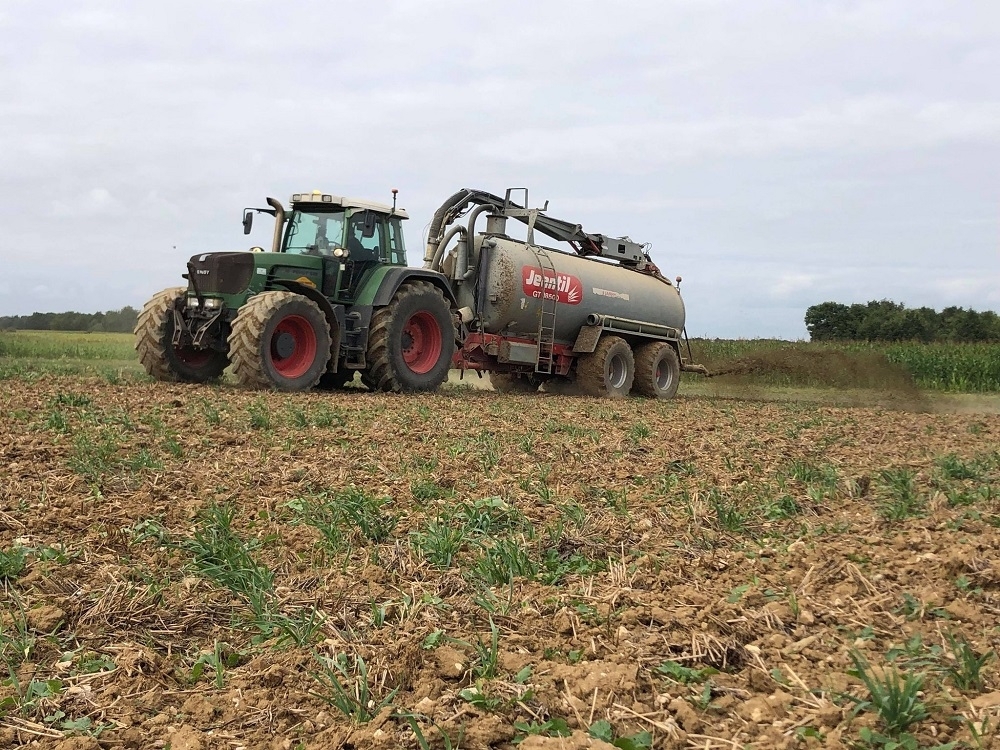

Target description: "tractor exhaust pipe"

left=266, top=197, right=285, bottom=253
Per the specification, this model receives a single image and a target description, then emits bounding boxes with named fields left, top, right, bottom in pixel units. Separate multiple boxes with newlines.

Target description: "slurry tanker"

left=136, top=187, right=704, bottom=397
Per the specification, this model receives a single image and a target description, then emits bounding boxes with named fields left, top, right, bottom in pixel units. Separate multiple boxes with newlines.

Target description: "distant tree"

left=805, top=300, right=999, bottom=343
left=805, top=302, right=858, bottom=340
left=0, top=307, right=139, bottom=333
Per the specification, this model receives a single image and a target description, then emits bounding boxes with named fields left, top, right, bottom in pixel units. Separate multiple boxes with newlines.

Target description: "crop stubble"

left=1, top=377, right=999, bottom=749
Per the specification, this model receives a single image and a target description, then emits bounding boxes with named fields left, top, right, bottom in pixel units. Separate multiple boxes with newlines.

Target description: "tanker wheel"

left=365, top=281, right=455, bottom=392
left=316, top=368, right=357, bottom=390
left=228, top=291, right=331, bottom=391
left=490, top=373, right=540, bottom=394
left=633, top=342, right=680, bottom=399
left=574, top=335, right=635, bottom=397
left=134, top=287, right=229, bottom=383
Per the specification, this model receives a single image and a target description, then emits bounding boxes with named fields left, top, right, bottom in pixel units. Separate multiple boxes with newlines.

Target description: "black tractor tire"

left=134, top=287, right=229, bottom=383
left=490, top=373, right=540, bottom=394
left=632, top=342, right=680, bottom=399
left=574, top=335, right=635, bottom=397
left=228, top=291, right=331, bottom=391
left=365, top=281, right=455, bottom=392
left=316, top=369, right=357, bottom=390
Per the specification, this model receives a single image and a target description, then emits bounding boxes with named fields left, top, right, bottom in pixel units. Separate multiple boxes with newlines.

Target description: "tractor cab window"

left=387, top=218, right=406, bottom=265
left=346, top=211, right=383, bottom=261
left=284, top=210, right=347, bottom=256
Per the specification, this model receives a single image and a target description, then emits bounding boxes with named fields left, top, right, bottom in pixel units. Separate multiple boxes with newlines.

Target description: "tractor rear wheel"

left=633, top=342, right=680, bottom=399
left=575, top=335, right=634, bottom=397
left=228, top=291, right=331, bottom=390
left=134, top=287, right=229, bottom=383
left=365, top=281, right=454, bottom=392
left=490, top=373, right=540, bottom=394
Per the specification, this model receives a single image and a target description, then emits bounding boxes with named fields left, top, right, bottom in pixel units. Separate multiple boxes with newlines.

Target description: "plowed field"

left=2, top=377, right=999, bottom=749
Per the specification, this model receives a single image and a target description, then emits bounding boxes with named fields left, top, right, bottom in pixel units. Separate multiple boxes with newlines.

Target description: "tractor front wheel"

left=574, top=335, right=635, bottom=397
left=228, top=291, right=331, bottom=390
left=632, top=342, right=680, bottom=399
left=365, top=281, right=455, bottom=392
left=134, top=287, right=229, bottom=383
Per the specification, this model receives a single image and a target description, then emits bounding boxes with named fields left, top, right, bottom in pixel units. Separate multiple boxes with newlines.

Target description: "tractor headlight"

left=333, top=247, right=347, bottom=258
left=203, top=298, right=223, bottom=309
left=187, top=296, right=200, bottom=308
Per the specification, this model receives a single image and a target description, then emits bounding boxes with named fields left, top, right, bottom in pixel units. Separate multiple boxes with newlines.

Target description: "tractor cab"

left=243, top=190, right=410, bottom=301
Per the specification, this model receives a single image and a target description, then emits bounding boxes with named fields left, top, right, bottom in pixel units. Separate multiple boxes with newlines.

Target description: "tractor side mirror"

left=242, top=210, right=253, bottom=235
left=362, top=211, right=377, bottom=238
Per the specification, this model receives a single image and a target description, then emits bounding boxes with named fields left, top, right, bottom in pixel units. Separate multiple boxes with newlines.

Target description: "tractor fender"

left=271, top=279, right=345, bottom=372
left=371, top=268, right=458, bottom=309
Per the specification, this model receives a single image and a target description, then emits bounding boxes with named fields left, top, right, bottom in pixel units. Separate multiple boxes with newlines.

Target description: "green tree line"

left=806, top=300, right=1000, bottom=343
left=0, top=307, right=139, bottom=333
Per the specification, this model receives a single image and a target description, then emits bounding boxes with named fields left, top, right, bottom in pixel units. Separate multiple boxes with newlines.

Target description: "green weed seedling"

left=455, top=497, right=523, bottom=535
left=191, top=641, right=243, bottom=689
left=514, top=717, right=571, bottom=740
left=472, top=619, right=501, bottom=679
left=269, top=605, right=328, bottom=647
left=936, top=454, right=981, bottom=481
left=310, top=652, right=399, bottom=724
left=421, top=630, right=445, bottom=650
left=885, top=633, right=942, bottom=670
left=846, top=650, right=928, bottom=738
left=943, top=632, right=994, bottom=692
left=247, top=398, right=272, bottom=430
left=468, top=537, right=538, bottom=586
left=337, top=487, right=398, bottom=544
left=708, top=489, right=748, bottom=533
left=43, top=711, right=113, bottom=737
left=766, top=494, right=802, bottom=520
left=877, top=468, right=924, bottom=522
left=540, top=548, right=606, bottom=585
left=183, top=503, right=274, bottom=598
left=394, top=711, right=463, bottom=750
left=0, top=546, right=27, bottom=580
left=458, top=685, right=503, bottom=712
left=0, top=676, right=63, bottom=717
left=0, top=598, right=35, bottom=673
left=410, top=479, right=451, bottom=503
left=68, top=428, right=121, bottom=492
left=656, top=660, right=718, bottom=684
left=197, top=397, right=222, bottom=426
left=448, top=618, right=501, bottom=680
left=588, top=719, right=653, bottom=750
left=311, top=404, right=346, bottom=428
left=411, top=517, right=466, bottom=568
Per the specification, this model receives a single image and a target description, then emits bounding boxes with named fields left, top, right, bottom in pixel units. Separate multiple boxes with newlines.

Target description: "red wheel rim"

left=175, top=347, right=212, bottom=367
left=401, top=311, right=443, bottom=374
left=270, top=314, right=317, bottom=378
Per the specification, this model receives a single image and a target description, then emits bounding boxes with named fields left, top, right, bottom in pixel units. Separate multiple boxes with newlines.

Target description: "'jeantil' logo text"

left=521, top=266, right=583, bottom=305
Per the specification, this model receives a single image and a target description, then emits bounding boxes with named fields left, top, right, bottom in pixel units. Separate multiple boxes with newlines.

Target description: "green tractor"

left=135, top=190, right=458, bottom=391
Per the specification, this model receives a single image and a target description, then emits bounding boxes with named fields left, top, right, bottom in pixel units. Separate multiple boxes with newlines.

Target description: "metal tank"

left=469, top=235, right=686, bottom=344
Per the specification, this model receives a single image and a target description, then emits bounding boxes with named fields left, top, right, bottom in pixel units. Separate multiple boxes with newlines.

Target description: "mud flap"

left=572, top=324, right=603, bottom=354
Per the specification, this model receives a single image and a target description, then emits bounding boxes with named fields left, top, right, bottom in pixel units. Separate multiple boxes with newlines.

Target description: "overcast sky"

left=1, top=1, right=997, bottom=338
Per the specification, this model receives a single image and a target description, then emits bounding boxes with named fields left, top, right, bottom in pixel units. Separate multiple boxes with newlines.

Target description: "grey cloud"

left=0, top=0, right=997, bottom=339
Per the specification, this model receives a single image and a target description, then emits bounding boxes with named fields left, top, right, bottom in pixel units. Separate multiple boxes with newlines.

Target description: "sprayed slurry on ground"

left=1, top=377, right=1000, bottom=748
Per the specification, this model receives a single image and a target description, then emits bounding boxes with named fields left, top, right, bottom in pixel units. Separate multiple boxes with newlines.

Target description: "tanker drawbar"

left=425, top=187, right=706, bottom=398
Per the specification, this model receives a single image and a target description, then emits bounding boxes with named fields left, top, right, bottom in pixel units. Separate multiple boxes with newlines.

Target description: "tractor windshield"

left=284, top=210, right=347, bottom=256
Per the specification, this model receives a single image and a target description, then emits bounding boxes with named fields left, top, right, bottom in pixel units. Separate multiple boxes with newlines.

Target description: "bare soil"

left=1, top=376, right=1000, bottom=749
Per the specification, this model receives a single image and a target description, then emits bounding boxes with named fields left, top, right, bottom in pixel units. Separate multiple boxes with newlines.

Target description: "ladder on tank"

left=534, top=249, right=559, bottom=375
